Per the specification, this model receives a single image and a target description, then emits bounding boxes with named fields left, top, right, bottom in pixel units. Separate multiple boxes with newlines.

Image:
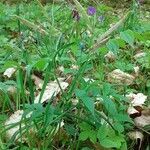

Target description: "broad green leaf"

left=4, top=61, right=19, bottom=68
left=65, top=125, right=77, bottom=136
left=33, top=58, right=49, bottom=71
left=116, top=39, right=126, bottom=48
left=79, top=131, right=89, bottom=141
left=134, top=32, right=144, bottom=41
left=106, top=39, right=119, bottom=54
left=79, top=122, right=92, bottom=131
left=97, top=124, right=108, bottom=141
left=111, top=134, right=125, bottom=142
left=115, top=114, right=133, bottom=123
left=114, top=122, right=124, bottom=133
left=102, top=83, right=111, bottom=96
left=121, top=142, right=128, bottom=150
left=100, top=137, right=121, bottom=148
left=89, top=130, right=97, bottom=143
left=99, top=46, right=108, bottom=55
left=24, top=103, right=44, bottom=121
left=103, top=96, right=117, bottom=116
left=79, top=130, right=97, bottom=143
left=75, top=89, right=94, bottom=115
left=120, top=30, right=135, bottom=47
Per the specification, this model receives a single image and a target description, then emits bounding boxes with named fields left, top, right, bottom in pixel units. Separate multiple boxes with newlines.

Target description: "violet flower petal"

left=87, top=6, right=96, bottom=16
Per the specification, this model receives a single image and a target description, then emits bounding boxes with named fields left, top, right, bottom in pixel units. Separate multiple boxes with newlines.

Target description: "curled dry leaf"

left=134, top=52, right=146, bottom=59
left=128, top=130, right=143, bottom=141
left=134, top=114, right=150, bottom=128
left=3, top=67, right=16, bottom=78
left=134, top=109, right=150, bottom=127
left=34, top=79, right=69, bottom=103
left=127, top=106, right=139, bottom=116
left=104, top=51, right=116, bottom=62
left=107, top=69, right=135, bottom=85
left=126, top=93, right=147, bottom=107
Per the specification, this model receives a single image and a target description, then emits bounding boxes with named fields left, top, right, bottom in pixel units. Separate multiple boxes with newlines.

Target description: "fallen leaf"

left=5, top=110, right=25, bottom=141
left=134, top=52, right=146, bottom=59
left=3, top=68, right=16, bottom=78
left=134, top=109, right=150, bottom=127
left=34, top=79, right=69, bottom=103
left=32, top=74, right=44, bottom=90
left=107, top=69, right=135, bottom=85
left=128, top=130, right=144, bottom=150
left=104, top=51, right=116, bottom=62
left=126, top=93, right=147, bottom=107
left=127, top=130, right=143, bottom=141
left=127, top=106, right=140, bottom=116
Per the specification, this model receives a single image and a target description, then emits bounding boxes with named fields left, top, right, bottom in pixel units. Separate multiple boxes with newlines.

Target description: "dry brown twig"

left=89, top=11, right=130, bottom=53
left=12, top=15, right=48, bottom=35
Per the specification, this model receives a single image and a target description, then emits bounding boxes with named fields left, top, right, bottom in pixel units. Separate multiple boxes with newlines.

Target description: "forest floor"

left=0, top=0, right=150, bottom=150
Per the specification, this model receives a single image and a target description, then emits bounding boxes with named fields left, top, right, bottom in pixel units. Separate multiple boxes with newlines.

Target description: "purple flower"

left=98, top=15, right=105, bottom=23
left=72, top=9, right=80, bottom=21
left=87, top=6, right=96, bottom=16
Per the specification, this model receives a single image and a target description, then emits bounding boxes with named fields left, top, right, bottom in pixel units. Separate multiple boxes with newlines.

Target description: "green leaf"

left=100, top=137, right=121, bottom=148
left=102, top=83, right=111, bottom=96
left=116, top=39, right=126, bottom=48
left=79, top=131, right=89, bottom=141
left=97, top=124, right=108, bottom=141
left=106, top=39, right=119, bottom=54
left=115, top=114, right=133, bottom=123
left=120, top=141, right=128, bottom=150
left=33, top=58, right=49, bottom=71
left=134, top=32, right=144, bottom=41
left=79, top=122, right=92, bottom=131
left=79, top=130, right=97, bottom=143
left=4, top=61, right=19, bottom=68
left=120, top=30, right=135, bottom=47
left=99, top=46, right=108, bottom=55
left=103, top=96, right=118, bottom=116
left=89, top=130, right=97, bottom=143
left=114, top=122, right=124, bottom=133
left=65, top=125, right=77, bottom=136
left=75, top=89, right=94, bottom=115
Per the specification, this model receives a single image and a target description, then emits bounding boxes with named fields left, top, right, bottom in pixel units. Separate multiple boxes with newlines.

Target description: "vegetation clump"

left=0, top=0, right=149, bottom=149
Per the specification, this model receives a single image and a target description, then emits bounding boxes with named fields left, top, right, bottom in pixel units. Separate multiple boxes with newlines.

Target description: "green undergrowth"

left=0, top=0, right=149, bottom=149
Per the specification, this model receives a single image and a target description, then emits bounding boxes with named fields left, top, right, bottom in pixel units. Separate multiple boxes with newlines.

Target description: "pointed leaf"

left=75, top=89, right=94, bottom=115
